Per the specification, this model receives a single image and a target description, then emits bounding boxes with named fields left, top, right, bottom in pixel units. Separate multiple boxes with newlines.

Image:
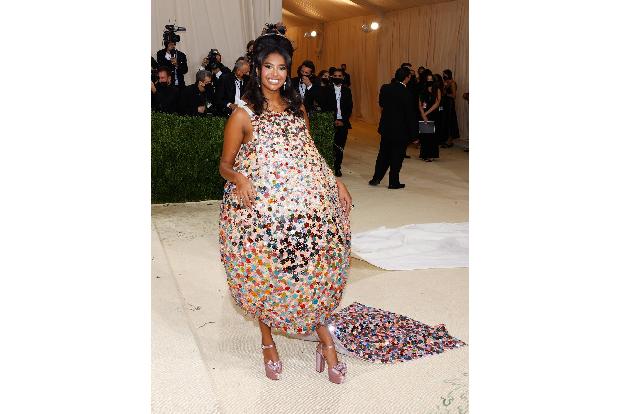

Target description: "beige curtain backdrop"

left=152, top=0, right=282, bottom=78
left=288, top=0, right=468, bottom=138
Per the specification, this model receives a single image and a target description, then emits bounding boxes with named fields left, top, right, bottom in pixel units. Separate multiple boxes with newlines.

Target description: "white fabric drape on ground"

left=288, top=0, right=468, bottom=138
left=350, top=222, right=469, bottom=270
left=151, top=0, right=282, bottom=76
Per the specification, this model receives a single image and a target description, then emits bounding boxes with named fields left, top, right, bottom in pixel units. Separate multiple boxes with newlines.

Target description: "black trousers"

left=333, top=125, right=349, bottom=171
left=372, top=135, right=407, bottom=186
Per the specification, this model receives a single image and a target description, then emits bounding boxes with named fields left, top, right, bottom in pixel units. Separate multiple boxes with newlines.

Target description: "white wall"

left=151, top=0, right=282, bottom=76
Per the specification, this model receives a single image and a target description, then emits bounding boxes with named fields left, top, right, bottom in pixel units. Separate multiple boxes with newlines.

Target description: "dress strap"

left=238, top=101, right=254, bottom=117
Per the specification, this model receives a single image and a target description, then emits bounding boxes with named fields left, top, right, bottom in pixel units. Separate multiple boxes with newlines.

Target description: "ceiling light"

left=370, top=21, right=379, bottom=30
left=310, top=30, right=317, bottom=37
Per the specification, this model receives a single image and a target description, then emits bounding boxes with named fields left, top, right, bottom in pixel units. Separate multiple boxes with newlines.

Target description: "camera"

left=207, top=49, right=221, bottom=60
left=163, top=24, right=186, bottom=44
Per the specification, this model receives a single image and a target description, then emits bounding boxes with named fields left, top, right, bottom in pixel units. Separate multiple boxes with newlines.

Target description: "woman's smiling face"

left=260, top=52, right=287, bottom=91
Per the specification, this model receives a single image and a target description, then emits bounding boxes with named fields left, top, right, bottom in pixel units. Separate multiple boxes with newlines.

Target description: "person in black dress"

left=441, top=69, right=460, bottom=147
left=434, top=73, right=449, bottom=149
left=418, top=71, right=442, bottom=162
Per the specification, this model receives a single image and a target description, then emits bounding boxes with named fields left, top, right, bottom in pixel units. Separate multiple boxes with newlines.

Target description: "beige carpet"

left=152, top=119, right=469, bottom=413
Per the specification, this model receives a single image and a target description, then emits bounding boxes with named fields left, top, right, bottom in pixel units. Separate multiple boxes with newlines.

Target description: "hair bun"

left=262, top=22, right=287, bottom=36
left=251, top=22, right=293, bottom=61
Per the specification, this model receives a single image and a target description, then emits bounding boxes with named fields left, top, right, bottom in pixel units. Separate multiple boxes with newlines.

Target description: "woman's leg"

left=259, top=320, right=279, bottom=363
left=315, top=324, right=339, bottom=368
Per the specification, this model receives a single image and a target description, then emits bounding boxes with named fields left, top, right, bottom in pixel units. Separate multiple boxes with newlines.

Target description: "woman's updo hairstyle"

left=242, top=23, right=303, bottom=117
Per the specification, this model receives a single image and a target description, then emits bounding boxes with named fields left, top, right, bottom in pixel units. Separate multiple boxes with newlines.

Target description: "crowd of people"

left=151, top=40, right=355, bottom=177
left=151, top=41, right=463, bottom=184
left=368, top=63, right=463, bottom=188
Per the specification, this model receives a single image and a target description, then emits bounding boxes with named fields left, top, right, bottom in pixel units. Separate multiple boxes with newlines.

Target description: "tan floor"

left=152, top=119, right=469, bottom=414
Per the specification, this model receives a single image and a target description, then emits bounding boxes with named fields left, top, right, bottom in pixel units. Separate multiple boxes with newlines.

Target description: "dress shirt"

left=164, top=51, right=179, bottom=85
left=334, top=84, right=342, bottom=120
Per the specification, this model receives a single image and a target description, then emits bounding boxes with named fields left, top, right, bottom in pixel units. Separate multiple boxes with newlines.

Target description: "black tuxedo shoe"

left=368, top=179, right=380, bottom=186
left=388, top=183, right=406, bottom=189
left=335, top=169, right=342, bottom=177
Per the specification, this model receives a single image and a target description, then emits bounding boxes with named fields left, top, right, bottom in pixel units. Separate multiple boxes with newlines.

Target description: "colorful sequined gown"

left=219, top=104, right=351, bottom=335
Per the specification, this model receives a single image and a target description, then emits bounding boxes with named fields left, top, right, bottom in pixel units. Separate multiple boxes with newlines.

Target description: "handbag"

left=419, top=120, right=435, bottom=134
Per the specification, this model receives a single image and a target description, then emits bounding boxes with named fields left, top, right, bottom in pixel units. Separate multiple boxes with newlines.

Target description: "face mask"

left=332, top=78, right=343, bottom=85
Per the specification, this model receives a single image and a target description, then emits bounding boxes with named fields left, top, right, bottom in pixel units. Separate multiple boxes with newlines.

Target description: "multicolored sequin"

left=327, top=302, right=466, bottom=363
left=219, top=109, right=351, bottom=335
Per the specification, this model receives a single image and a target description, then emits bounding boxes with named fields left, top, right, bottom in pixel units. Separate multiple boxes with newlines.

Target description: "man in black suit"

left=340, top=63, right=351, bottom=88
left=151, top=67, right=180, bottom=114
left=291, top=60, right=320, bottom=112
left=399, top=63, right=420, bottom=158
left=178, top=70, right=216, bottom=116
left=319, top=68, right=353, bottom=177
left=156, top=41, right=189, bottom=88
left=369, top=67, right=417, bottom=189
left=215, top=59, right=250, bottom=116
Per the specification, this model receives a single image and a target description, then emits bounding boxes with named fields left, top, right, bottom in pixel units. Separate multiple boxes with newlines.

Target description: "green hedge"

left=151, top=111, right=335, bottom=203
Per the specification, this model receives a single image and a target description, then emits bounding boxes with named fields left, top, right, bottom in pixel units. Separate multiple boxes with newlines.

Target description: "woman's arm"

left=424, top=90, right=442, bottom=116
left=335, top=178, right=352, bottom=211
left=448, top=81, right=457, bottom=98
left=301, top=104, right=311, bottom=131
left=419, top=98, right=427, bottom=120
left=219, top=108, right=256, bottom=208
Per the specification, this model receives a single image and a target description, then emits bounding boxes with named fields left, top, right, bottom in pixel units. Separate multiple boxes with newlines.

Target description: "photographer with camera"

left=208, top=49, right=231, bottom=75
left=291, top=60, right=320, bottom=112
left=151, top=67, right=180, bottom=114
left=156, top=41, right=188, bottom=88
left=178, top=70, right=216, bottom=116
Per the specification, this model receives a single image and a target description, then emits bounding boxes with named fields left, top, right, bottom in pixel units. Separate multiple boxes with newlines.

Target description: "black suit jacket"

left=151, top=83, right=180, bottom=114
left=178, top=83, right=216, bottom=116
left=291, top=76, right=321, bottom=111
left=156, top=49, right=189, bottom=87
left=215, top=72, right=248, bottom=116
left=378, top=81, right=416, bottom=140
left=342, top=71, right=351, bottom=88
left=319, top=85, right=353, bottom=129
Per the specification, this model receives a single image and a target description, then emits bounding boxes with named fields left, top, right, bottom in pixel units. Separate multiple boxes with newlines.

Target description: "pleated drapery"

left=288, top=0, right=469, bottom=138
left=151, top=0, right=282, bottom=75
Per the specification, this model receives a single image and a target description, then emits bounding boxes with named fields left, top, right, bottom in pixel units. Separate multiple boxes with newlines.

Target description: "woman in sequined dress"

left=218, top=24, right=352, bottom=383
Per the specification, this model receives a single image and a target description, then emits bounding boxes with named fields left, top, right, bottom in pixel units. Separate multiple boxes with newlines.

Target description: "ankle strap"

left=318, top=343, right=335, bottom=350
left=261, top=343, right=275, bottom=350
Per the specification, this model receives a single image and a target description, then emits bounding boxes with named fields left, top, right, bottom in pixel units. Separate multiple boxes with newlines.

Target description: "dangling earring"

left=283, top=79, right=287, bottom=91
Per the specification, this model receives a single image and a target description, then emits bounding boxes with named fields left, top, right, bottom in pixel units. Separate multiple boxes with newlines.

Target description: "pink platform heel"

left=315, top=343, right=347, bottom=384
left=261, top=343, right=282, bottom=380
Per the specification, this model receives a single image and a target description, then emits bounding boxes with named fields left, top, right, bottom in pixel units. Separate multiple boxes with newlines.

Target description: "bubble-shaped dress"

left=219, top=103, right=351, bottom=335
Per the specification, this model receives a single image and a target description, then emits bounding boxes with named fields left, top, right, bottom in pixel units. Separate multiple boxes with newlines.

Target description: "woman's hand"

left=336, top=180, right=353, bottom=215
left=422, top=113, right=429, bottom=122
left=233, top=174, right=257, bottom=209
